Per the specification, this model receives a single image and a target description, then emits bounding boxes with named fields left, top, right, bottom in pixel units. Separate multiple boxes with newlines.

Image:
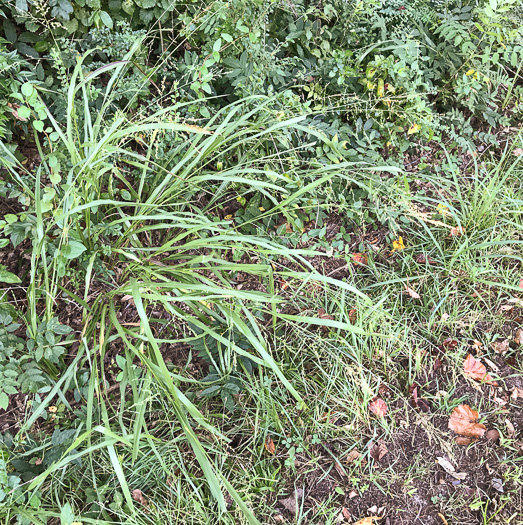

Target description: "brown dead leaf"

left=349, top=490, right=358, bottom=499
left=279, top=488, right=303, bottom=515
left=318, top=308, right=334, bottom=321
left=345, top=449, right=362, bottom=464
left=448, top=404, right=486, bottom=438
left=354, top=517, right=382, bottom=525
left=455, top=436, right=472, bottom=445
left=513, top=148, right=523, bottom=156
left=486, top=429, right=500, bottom=442
left=514, top=328, right=523, bottom=346
left=265, top=436, right=276, bottom=455
left=491, top=339, right=509, bottom=355
left=132, top=489, right=148, bottom=506
left=368, top=440, right=388, bottom=462
left=342, top=507, right=351, bottom=521
left=463, top=354, right=498, bottom=386
left=415, top=253, right=437, bottom=265
left=405, top=285, right=421, bottom=299
left=368, top=398, right=388, bottom=417
left=409, top=384, right=430, bottom=412
left=348, top=308, right=357, bottom=324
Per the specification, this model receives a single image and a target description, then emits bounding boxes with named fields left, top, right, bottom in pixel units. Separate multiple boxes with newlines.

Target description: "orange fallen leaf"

left=351, top=253, right=368, bottom=266
left=265, top=436, right=276, bottom=455
left=448, top=404, right=486, bottom=438
left=348, top=308, right=357, bottom=324
left=463, top=354, right=498, bottom=385
left=354, top=517, right=382, bottom=525
left=369, top=398, right=387, bottom=417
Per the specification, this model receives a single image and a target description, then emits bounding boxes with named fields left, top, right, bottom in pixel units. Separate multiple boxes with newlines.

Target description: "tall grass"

left=0, top=43, right=387, bottom=523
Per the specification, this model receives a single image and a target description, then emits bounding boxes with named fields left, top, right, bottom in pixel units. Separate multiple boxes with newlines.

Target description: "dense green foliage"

left=0, top=1, right=522, bottom=524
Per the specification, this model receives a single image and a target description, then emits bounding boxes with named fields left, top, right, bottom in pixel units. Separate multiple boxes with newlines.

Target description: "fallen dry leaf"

left=354, top=517, right=382, bottom=525
left=513, top=148, right=523, bottom=156
left=349, top=490, right=358, bottom=499
left=436, top=457, right=467, bottom=480
left=369, top=398, right=388, bottom=417
left=519, top=278, right=523, bottom=289
left=415, top=253, right=437, bottom=265
left=439, top=338, right=458, bottom=352
left=514, top=328, right=523, bottom=346
left=279, top=488, right=303, bottom=515
left=455, top=436, right=472, bottom=445
left=491, top=339, right=509, bottom=355
left=265, top=436, right=276, bottom=455
left=132, top=489, right=148, bottom=506
left=342, top=507, right=351, bottom=520
left=345, top=449, right=362, bottom=464
left=511, top=387, right=523, bottom=400
left=486, top=429, right=500, bottom=442
left=348, top=308, right=357, bottom=324
left=351, top=253, right=368, bottom=266
left=448, top=404, right=486, bottom=438
left=491, top=478, right=504, bottom=493
left=318, top=308, right=334, bottom=321
left=274, top=514, right=285, bottom=523
left=405, top=285, right=421, bottom=299
left=368, top=440, right=388, bottom=462
left=463, top=354, right=498, bottom=386
left=505, top=419, right=516, bottom=439
left=409, top=384, right=430, bottom=412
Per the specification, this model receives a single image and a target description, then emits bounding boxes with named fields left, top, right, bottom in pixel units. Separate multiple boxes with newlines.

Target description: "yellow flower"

left=391, top=236, right=405, bottom=254
left=437, top=203, right=450, bottom=216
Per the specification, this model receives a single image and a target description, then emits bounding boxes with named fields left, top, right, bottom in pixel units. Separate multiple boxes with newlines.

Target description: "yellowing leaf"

left=223, top=214, right=233, bottom=220
left=407, top=122, right=420, bottom=135
left=377, top=78, right=385, bottom=98
left=466, top=69, right=475, bottom=76
left=183, top=124, right=213, bottom=134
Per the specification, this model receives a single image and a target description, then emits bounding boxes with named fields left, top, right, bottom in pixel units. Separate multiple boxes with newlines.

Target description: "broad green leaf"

left=63, top=241, right=87, bottom=260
